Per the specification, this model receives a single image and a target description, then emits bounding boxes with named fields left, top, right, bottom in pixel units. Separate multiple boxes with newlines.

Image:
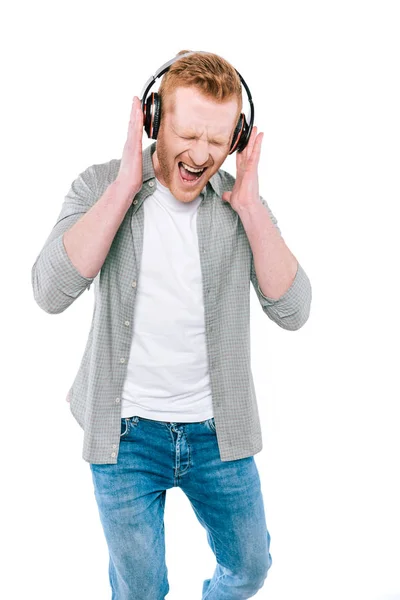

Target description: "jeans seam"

left=202, top=572, right=225, bottom=599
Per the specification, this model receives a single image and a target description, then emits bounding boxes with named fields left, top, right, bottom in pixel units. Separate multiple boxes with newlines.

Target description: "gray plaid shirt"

left=31, top=141, right=312, bottom=464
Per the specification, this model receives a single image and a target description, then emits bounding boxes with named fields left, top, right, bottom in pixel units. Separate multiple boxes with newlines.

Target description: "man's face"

left=152, top=86, right=240, bottom=202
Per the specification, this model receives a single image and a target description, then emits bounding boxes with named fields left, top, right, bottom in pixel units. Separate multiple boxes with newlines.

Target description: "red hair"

left=158, top=50, right=242, bottom=121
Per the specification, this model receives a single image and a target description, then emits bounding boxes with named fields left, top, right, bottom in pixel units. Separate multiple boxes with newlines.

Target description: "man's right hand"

left=115, top=96, right=144, bottom=197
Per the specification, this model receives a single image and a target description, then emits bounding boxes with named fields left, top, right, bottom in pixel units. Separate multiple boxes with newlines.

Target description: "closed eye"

left=181, top=136, right=224, bottom=146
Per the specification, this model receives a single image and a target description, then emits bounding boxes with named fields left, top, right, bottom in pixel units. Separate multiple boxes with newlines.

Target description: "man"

left=31, top=50, right=312, bottom=599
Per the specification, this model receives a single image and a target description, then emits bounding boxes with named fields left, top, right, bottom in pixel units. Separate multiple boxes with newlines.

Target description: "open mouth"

left=178, top=161, right=208, bottom=186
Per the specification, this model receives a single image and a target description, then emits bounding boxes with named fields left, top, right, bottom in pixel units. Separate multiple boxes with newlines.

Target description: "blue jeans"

left=89, top=416, right=273, bottom=599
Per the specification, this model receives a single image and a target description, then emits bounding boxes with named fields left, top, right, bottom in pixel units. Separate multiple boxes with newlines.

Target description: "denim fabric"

left=90, top=416, right=273, bottom=599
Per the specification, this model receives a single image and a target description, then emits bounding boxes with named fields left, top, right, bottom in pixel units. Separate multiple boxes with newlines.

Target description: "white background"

left=2, top=1, right=399, bottom=599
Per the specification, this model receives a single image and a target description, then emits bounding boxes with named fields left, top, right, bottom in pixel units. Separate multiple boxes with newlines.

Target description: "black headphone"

left=140, top=51, right=254, bottom=155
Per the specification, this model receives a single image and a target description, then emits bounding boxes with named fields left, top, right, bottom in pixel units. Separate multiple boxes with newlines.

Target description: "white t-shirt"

left=120, top=178, right=214, bottom=422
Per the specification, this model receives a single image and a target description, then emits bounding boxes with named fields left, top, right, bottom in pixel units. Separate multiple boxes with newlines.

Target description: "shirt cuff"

left=47, top=234, right=95, bottom=297
left=257, top=261, right=309, bottom=312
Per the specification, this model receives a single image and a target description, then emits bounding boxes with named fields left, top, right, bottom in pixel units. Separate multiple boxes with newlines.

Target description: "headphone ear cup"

left=143, top=95, right=151, bottom=138
left=229, top=113, right=250, bottom=154
left=144, top=93, right=162, bottom=139
left=151, top=93, right=161, bottom=139
left=229, top=115, right=243, bottom=154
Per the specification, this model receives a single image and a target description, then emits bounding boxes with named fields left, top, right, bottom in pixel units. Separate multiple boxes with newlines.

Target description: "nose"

left=188, top=141, right=210, bottom=169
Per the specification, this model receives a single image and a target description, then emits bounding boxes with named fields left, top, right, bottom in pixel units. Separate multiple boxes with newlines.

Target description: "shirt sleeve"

left=31, top=165, right=98, bottom=314
left=250, top=195, right=312, bottom=330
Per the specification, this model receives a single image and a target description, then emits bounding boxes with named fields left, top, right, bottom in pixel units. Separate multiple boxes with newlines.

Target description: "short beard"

left=154, top=132, right=172, bottom=188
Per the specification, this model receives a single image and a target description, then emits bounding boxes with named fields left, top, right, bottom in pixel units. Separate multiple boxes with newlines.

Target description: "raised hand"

left=116, top=96, right=144, bottom=197
left=221, top=126, right=264, bottom=212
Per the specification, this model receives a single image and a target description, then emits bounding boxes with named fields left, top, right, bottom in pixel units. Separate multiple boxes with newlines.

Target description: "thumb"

left=222, top=191, right=232, bottom=202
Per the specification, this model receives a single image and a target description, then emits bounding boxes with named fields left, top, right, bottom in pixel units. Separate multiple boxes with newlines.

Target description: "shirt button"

left=133, top=199, right=138, bottom=205
left=112, top=444, right=117, bottom=449
left=111, top=452, right=116, bottom=458
left=132, top=281, right=137, bottom=288
left=120, top=358, right=125, bottom=363
left=115, top=397, right=120, bottom=403
left=148, top=181, right=154, bottom=187
left=124, top=320, right=130, bottom=326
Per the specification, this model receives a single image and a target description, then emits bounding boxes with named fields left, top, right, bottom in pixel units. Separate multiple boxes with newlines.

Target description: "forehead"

left=165, top=86, right=239, bottom=133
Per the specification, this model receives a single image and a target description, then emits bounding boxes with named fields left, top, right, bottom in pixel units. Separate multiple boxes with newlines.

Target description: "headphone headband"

left=140, top=51, right=255, bottom=153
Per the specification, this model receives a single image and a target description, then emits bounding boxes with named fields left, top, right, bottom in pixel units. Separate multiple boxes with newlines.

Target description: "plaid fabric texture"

left=31, top=141, right=312, bottom=464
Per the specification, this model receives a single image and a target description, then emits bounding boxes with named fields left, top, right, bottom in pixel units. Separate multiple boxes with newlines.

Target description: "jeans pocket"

left=204, top=417, right=216, bottom=433
left=120, top=416, right=140, bottom=438
left=120, top=418, right=130, bottom=437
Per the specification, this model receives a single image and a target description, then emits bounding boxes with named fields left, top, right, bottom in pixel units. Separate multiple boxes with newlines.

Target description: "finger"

left=127, top=96, right=143, bottom=146
left=222, top=191, right=232, bottom=202
left=248, top=132, right=264, bottom=168
left=236, top=126, right=256, bottom=167
left=128, top=96, right=142, bottom=124
left=246, top=126, right=258, bottom=158
left=129, top=95, right=139, bottom=122
left=136, top=96, right=143, bottom=126
left=236, top=143, right=246, bottom=173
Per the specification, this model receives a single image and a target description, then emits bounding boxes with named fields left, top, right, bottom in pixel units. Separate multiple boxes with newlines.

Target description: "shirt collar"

left=142, top=141, right=223, bottom=198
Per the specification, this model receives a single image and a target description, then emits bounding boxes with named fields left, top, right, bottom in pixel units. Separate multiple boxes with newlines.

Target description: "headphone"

left=140, top=51, right=254, bottom=155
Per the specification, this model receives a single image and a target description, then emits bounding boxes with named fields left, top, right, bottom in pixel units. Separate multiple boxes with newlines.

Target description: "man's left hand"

left=221, top=126, right=263, bottom=212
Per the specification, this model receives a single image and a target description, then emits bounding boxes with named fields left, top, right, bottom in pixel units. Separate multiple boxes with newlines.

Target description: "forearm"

left=63, top=180, right=134, bottom=279
left=238, top=200, right=298, bottom=300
